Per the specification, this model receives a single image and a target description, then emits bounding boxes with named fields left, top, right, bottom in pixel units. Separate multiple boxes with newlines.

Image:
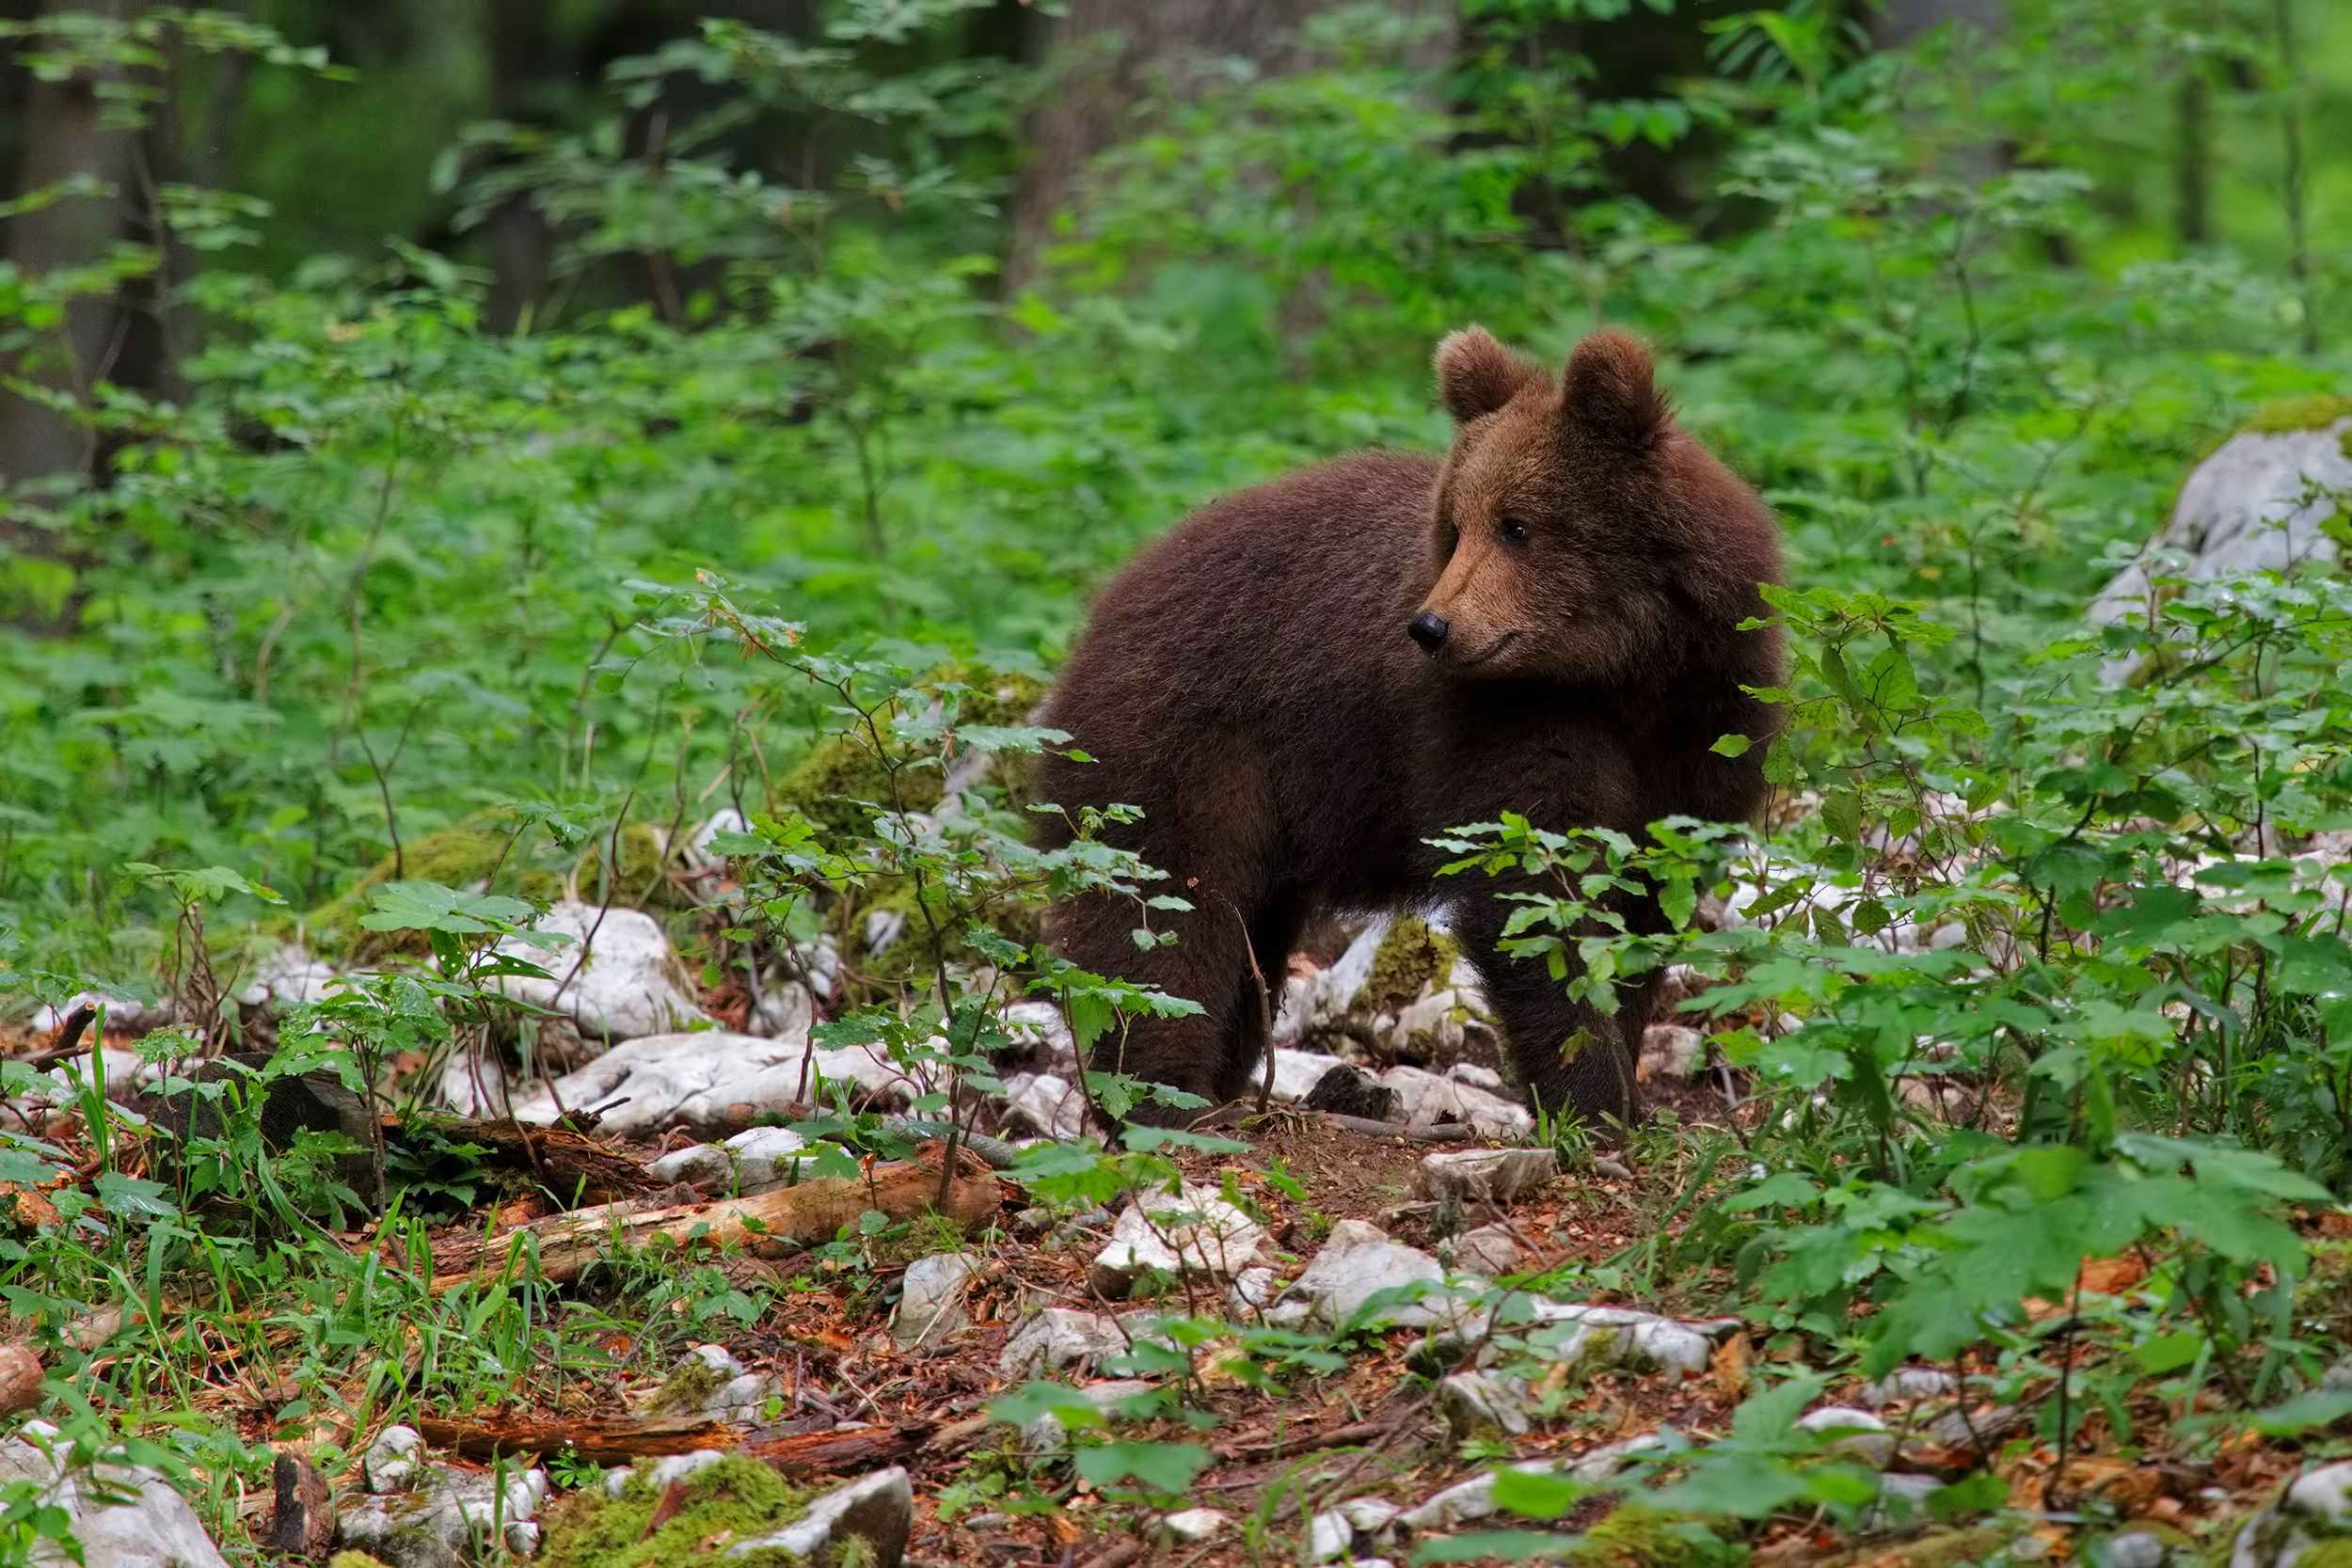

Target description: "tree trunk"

left=0, top=0, right=136, bottom=493
left=1009, top=0, right=1454, bottom=288
left=1868, top=0, right=2004, bottom=49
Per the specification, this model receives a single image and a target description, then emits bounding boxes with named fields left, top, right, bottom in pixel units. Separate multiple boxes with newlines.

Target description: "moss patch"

left=777, top=734, right=943, bottom=844
left=1557, top=1506, right=1730, bottom=1568
left=538, top=1456, right=811, bottom=1568
left=574, top=822, right=695, bottom=911
left=2240, top=393, right=2352, bottom=435
left=1362, top=916, right=1462, bottom=1017
left=305, top=826, right=514, bottom=959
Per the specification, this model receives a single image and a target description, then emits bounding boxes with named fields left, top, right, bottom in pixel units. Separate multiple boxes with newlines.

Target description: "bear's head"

left=1411, top=325, right=1783, bottom=689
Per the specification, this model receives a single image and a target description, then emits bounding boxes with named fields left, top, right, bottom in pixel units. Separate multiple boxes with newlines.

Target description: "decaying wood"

left=743, top=1423, right=928, bottom=1475
left=416, top=1412, right=735, bottom=1463
left=268, top=1450, right=335, bottom=1558
left=427, top=1148, right=999, bottom=1293
left=1322, top=1113, right=1474, bottom=1143
left=1214, top=1417, right=1401, bottom=1462
left=434, top=1117, right=662, bottom=1206
left=0, top=1344, right=41, bottom=1415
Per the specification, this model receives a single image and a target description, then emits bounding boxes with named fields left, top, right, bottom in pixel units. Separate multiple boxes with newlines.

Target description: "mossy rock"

left=1557, top=1505, right=1733, bottom=1568
left=574, top=822, right=697, bottom=911
left=2240, top=394, right=2352, bottom=435
left=1813, top=1526, right=2014, bottom=1568
left=305, top=826, right=514, bottom=960
left=1363, top=916, right=1462, bottom=1018
left=778, top=734, right=943, bottom=844
left=538, top=1456, right=812, bottom=1568
left=774, top=664, right=1051, bottom=845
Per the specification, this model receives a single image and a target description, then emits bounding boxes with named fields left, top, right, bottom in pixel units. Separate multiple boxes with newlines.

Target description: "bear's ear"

left=1434, top=326, right=1539, bottom=423
left=1561, top=328, right=1669, bottom=451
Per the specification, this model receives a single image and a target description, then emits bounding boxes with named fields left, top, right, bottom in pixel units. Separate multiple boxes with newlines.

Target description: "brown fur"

left=1035, top=326, right=1786, bottom=1128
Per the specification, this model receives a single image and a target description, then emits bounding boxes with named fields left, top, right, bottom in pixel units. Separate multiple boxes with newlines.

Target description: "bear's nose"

left=1407, top=610, right=1450, bottom=652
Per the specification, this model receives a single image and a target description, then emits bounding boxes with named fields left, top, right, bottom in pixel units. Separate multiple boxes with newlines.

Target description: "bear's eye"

left=1498, top=515, right=1530, bottom=545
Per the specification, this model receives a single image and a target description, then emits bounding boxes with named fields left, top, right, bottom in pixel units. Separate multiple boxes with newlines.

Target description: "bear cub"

left=1035, top=326, right=1787, bottom=1128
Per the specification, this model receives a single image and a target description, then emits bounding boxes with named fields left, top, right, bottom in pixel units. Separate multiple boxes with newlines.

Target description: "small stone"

left=1021, top=1380, right=1156, bottom=1451
left=1089, top=1185, right=1266, bottom=1300
left=2287, top=1460, right=2352, bottom=1521
left=724, top=1465, right=913, bottom=1565
left=1798, top=1405, right=1895, bottom=1467
left=1860, top=1366, right=1959, bottom=1408
left=645, top=1143, right=730, bottom=1185
left=1449, top=1062, right=1504, bottom=1090
left=605, top=1449, right=728, bottom=1496
left=1265, top=1220, right=1467, bottom=1330
left=1303, top=1064, right=1401, bottom=1122
left=1230, top=1267, right=1279, bottom=1314
left=1438, top=1370, right=1533, bottom=1439
left=1271, top=1049, right=1349, bottom=1102
left=362, top=1425, right=425, bottom=1494
left=1308, top=1509, right=1353, bottom=1562
left=998, top=1308, right=1131, bottom=1378
left=1339, top=1497, right=1402, bottom=1535
left=1448, top=1223, right=1522, bottom=1277
left=1567, top=1433, right=1669, bottom=1483
left=893, top=1252, right=977, bottom=1348
left=1162, top=1507, right=1229, bottom=1544
left=1862, top=1472, right=1941, bottom=1532
left=722, top=1124, right=809, bottom=1189
left=337, top=1460, right=545, bottom=1563
left=1638, top=1024, right=1705, bottom=1082
left=1413, top=1148, right=1558, bottom=1204
left=1379, top=1066, right=1532, bottom=1136
left=2105, top=1531, right=2166, bottom=1568
left=1397, top=1462, right=1561, bottom=1531
left=1001, top=1072, right=1087, bottom=1140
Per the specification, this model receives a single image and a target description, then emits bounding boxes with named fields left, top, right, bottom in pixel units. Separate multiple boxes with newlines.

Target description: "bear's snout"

left=1407, top=610, right=1451, bottom=652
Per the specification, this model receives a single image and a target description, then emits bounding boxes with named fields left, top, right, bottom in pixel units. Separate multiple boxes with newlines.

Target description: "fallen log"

left=433, top=1118, right=661, bottom=1207
left=428, top=1148, right=998, bottom=1293
left=742, top=1424, right=928, bottom=1475
left=416, top=1413, right=734, bottom=1463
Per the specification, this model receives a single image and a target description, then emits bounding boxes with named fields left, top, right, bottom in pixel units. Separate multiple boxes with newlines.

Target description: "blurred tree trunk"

left=1009, top=0, right=1455, bottom=289
left=1868, top=0, right=2004, bottom=48
left=485, top=0, right=555, bottom=334
left=0, top=0, right=135, bottom=630
left=0, top=0, right=135, bottom=493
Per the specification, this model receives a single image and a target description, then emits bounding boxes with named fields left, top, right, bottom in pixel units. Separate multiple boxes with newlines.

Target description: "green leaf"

left=358, top=881, right=545, bottom=937
left=1490, top=1466, right=1588, bottom=1519
left=1071, top=1440, right=1210, bottom=1494
left=2250, top=1388, right=2352, bottom=1436
left=1709, top=733, right=1753, bottom=757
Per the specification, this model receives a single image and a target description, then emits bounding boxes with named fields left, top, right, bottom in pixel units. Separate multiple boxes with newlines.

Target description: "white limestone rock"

left=337, top=1459, right=546, bottom=1561
left=893, top=1252, right=977, bottom=1349
left=2092, top=414, right=2352, bottom=631
left=1378, top=1066, right=1532, bottom=1137
left=487, top=1028, right=919, bottom=1135
left=362, top=1423, right=426, bottom=1494
left=1638, top=1024, right=1706, bottom=1082
left=0, top=1428, right=231, bottom=1568
left=724, top=1466, right=913, bottom=1565
left=1798, top=1405, right=1896, bottom=1467
left=1162, top=1507, right=1230, bottom=1544
left=1019, top=1379, right=1156, bottom=1452
left=998, top=1308, right=1133, bottom=1378
left=1264, top=1219, right=1467, bottom=1330
left=1000, top=1071, right=1087, bottom=1140
left=494, top=902, right=707, bottom=1043
left=1413, top=1148, right=1558, bottom=1204
left=1089, top=1185, right=1267, bottom=1300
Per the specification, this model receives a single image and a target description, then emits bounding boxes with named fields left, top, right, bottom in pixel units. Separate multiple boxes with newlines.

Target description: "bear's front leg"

left=1445, top=893, right=1649, bottom=1133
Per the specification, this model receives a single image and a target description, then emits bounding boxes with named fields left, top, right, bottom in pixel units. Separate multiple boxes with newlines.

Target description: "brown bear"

left=1033, top=326, right=1786, bottom=1128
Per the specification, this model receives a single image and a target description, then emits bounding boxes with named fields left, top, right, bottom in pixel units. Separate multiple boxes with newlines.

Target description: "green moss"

left=575, top=823, right=694, bottom=911
left=1555, top=1506, right=1727, bottom=1568
left=304, top=826, right=513, bottom=959
left=644, top=1353, right=726, bottom=1418
left=2297, top=1539, right=2352, bottom=1568
left=328, top=1555, right=393, bottom=1568
left=1813, top=1527, right=2012, bottom=1568
left=538, top=1457, right=813, bottom=1568
left=1363, top=916, right=1461, bottom=1017
left=2239, top=393, right=2352, bottom=435
left=777, top=734, right=943, bottom=844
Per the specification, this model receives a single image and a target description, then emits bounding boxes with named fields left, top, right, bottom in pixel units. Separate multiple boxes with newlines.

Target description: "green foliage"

left=0, top=0, right=2348, bottom=1560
